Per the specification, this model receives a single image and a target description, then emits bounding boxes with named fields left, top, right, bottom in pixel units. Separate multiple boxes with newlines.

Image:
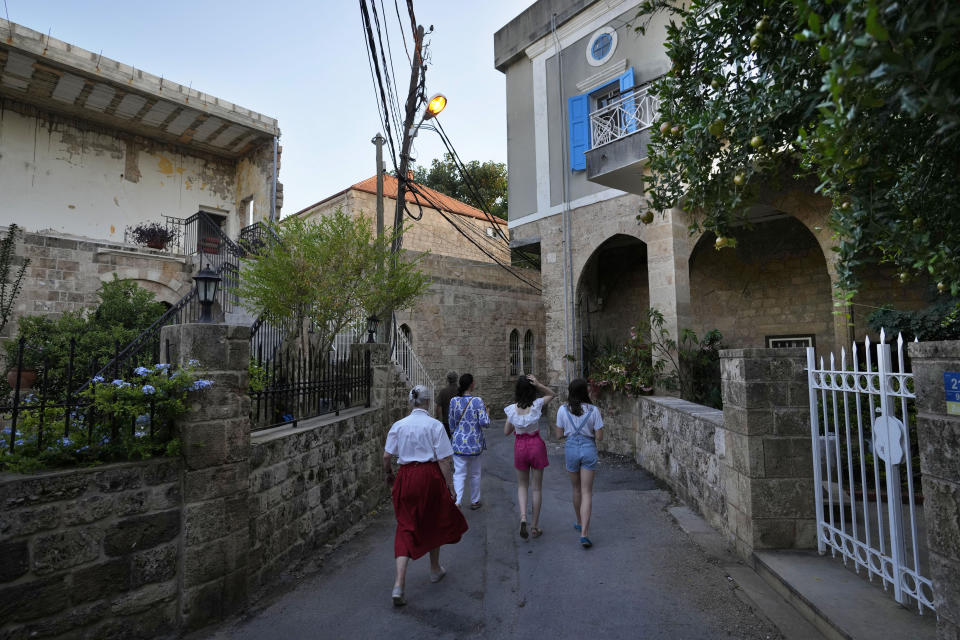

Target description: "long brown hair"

left=567, top=378, right=590, bottom=416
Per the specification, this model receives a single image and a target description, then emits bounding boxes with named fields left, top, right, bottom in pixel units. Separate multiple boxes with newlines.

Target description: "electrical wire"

left=392, top=0, right=411, bottom=63
left=360, top=0, right=399, bottom=168
left=370, top=0, right=404, bottom=141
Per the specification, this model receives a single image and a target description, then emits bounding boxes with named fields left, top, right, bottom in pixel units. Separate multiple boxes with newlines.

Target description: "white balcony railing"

left=391, top=322, right=434, bottom=397
left=589, top=85, right=660, bottom=149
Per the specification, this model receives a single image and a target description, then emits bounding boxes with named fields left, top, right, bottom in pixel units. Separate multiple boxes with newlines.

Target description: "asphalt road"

left=204, top=420, right=781, bottom=640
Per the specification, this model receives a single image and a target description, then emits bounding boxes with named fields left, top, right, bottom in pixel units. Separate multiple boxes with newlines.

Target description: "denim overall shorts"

left=563, top=406, right=598, bottom=472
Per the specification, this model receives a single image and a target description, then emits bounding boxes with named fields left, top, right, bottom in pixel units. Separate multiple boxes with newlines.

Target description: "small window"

left=766, top=335, right=815, bottom=349
left=244, top=198, right=255, bottom=227
left=523, top=330, right=534, bottom=374
left=509, top=329, right=521, bottom=376
left=586, top=26, right=618, bottom=67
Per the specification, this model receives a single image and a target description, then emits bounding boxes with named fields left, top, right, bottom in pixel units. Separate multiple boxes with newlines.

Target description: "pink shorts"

left=514, top=432, right=549, bottom=470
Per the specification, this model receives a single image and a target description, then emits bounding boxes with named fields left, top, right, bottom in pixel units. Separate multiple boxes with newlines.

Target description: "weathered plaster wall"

left=0, top=100, right=253, bottom=241
left=0, top=459, right=183, bottom=639
left=395, top=252, right=545, bottom=414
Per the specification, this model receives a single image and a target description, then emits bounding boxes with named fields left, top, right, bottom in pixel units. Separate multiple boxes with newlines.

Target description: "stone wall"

left=2, top=225, right=194, bottom=340
left=0, top=459, right=183, bottom=638
left=592, top=391, right=727, bottom=535
left=246, top=344, right=407, bottom=596
left=909, top=341, right=960, bottom=639
left=395, top=252, right=545, bottom=414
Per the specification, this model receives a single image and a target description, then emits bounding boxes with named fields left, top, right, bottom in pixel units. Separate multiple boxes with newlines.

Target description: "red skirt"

left=393, top=461, right=469, bottom=559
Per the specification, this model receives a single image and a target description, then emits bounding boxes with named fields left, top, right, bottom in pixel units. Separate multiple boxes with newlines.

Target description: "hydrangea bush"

left=0, top=360, right=213, bottom=473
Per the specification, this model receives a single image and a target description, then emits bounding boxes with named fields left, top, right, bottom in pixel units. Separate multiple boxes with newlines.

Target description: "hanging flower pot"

left=128, top=221, right=179, bottom=250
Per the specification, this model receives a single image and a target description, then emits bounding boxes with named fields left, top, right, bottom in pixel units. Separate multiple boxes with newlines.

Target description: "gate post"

left=720, top=348, right=816, bottom=560
left=161, top=323, right=251, bottom=631
left=908, top=340, right=960, bottom=638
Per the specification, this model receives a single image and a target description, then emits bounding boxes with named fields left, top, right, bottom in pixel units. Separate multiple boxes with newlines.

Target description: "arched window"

left=509, top=329, right=520, bottom=376
left=523, top=330, right=534, bottom=374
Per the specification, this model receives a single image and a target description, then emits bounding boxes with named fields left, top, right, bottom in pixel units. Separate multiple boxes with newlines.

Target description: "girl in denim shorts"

left=553, top=378, right=604, bottom=548
left=503, top=374, right=555, bottom=539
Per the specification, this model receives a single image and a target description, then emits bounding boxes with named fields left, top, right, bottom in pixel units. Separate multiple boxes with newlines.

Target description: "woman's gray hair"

left=409, top=384, right=433, bottom=408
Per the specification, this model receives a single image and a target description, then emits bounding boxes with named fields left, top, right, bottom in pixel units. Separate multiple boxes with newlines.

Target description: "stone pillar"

left=908, top=341, right=960, bottom=639
left=720, top=348, right=815, bottom=560
left=161, top=323, right=250, bottom=631
left=647, top=208, right=693, bottom=359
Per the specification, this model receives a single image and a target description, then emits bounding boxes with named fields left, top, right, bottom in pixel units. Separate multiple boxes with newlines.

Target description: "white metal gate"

left=807, top=329, right=934, bottom=613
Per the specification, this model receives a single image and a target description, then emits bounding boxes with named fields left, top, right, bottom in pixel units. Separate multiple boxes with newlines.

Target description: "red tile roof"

left=293, top=173, right=507, bottom=225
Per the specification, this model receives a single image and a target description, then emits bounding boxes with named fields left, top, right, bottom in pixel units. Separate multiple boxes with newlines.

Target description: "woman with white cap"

left=383, top=384, right=469, bottom=606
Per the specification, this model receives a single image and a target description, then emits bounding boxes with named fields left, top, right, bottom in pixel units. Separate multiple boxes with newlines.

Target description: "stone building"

left=293, top=173, right=509, bottom=264
left=297, top=175, right=545, bottom=412
left=0, top=18, right=281, bottom=333
left=494, top=0, right=928, bottom=383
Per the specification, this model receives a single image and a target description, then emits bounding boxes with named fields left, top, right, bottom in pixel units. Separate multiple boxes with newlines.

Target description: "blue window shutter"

left=568, top=93, right=589, bottom=171
left=619, top=68, right=637, bottom=134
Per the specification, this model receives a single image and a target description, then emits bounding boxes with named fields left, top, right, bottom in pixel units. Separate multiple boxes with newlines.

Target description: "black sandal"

left=520, top=521, right=528, bottom=539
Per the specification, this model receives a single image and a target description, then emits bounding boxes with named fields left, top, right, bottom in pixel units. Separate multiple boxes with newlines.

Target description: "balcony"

left=585, top=84, right=659, bottom=193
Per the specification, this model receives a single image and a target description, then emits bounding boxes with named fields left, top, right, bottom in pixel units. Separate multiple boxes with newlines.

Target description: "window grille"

left=523, top=330, right=534, bottom=374
left=509, top=329, right=520, bottom=376
left=766, top=334, right=814, bottom=348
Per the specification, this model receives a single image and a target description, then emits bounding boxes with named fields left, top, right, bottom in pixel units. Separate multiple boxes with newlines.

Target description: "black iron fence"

left=249, top=319, right=371, bottom=431
left=122, top=215, right=188, bottom=254
left=238, top=221, right=280, bottom=255
left=184, top=211, right=246, bottom=275
left=2, top=337, right=177, bottom=457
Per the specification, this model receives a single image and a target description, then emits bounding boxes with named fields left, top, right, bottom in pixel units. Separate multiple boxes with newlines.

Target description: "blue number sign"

left=947, top=372, right=960, bottom=416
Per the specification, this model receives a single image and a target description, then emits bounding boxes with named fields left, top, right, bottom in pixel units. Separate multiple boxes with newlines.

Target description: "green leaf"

left=866, top=3, right=890, bottom=41
left=807, top=12, right=821, bottom=34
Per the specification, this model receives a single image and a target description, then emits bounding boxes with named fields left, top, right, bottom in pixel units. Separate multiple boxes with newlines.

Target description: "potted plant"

left=128, top=222, right=179, bottom=250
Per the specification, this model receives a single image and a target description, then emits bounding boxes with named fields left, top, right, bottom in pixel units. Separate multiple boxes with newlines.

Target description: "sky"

left=5, top=0, right=525, bottom=215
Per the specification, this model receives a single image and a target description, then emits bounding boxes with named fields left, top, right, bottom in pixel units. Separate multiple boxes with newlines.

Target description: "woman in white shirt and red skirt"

left=383, top=385, right=468, bottom=606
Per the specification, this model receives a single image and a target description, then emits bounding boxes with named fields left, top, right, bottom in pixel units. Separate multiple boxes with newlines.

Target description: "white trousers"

left=453, top=454, right=482, bottom=505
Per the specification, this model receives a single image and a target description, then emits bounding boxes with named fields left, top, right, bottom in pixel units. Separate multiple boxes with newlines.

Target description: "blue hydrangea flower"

left=153, top=363, right=171, bottom=372
left=188, top=359, right=200, bottom=367
left=24, top=393, right=37, bottom=403
left=142, top=385, right=156, bottom=395
left=60, top=436, right=73, bottom=446
left=111, top=379, right=130, bottom=388
left=92, top=375, right=105, bottom=384
left=134, top=366, right=150, bottom=377
left=190, top=379, right=214, bottom=391
left=77, top=445, right=90, bottom=452
left=136, top=414, right=151, bottom=426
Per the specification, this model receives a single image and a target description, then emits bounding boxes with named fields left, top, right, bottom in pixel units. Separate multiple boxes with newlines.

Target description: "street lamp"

left=423, top=93, right=447, bottom=120
left=193, top=264, right=221, bottom=323
left=366, top=315, right=380, bottom=343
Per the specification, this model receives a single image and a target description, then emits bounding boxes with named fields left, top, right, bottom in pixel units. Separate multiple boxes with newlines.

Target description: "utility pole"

left=372, top=133, right=385, bottom=240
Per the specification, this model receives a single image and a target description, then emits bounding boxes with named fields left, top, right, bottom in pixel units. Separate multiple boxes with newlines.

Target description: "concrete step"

left=753, top=550, right=937, bottom=640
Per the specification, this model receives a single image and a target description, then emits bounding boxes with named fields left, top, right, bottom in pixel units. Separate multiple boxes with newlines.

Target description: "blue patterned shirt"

left=449, top=394, right=490, bottom=456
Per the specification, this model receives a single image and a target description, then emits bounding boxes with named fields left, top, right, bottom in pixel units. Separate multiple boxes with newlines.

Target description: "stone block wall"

left=395, top=252, right=545, bottom=414
left=592, top=391, right=726, bottom=535
left=246, top=344, right=405, bottom=595
left=2, top=226, right=194, bottom=341
left=0, top=459, right=182, bottom=639
left=909, top=341, right=960, bottom=639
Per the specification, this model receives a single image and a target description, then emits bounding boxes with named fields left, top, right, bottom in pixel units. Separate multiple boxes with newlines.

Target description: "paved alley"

left=204, top=421, right=782, bottom=640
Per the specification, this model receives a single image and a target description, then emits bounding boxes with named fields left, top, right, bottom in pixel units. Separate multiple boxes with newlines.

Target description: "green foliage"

left=0, top=223, right=29, bottom=336
left=636, top=0, right=960, bottom=300
left=867, top=291, right=960, bottom=341
left=3, top=276, right=165, bottom=387
left=237, top=210, right=429, bottom=353
left=0, top=362, right=210, bottom=472
left=588, top=308, right=676, bottom=395
left=677, top=328, right=724, bottom=409
left=411, top=153, right=508, bottom=219
left=249, top=358, right=268, bottom=393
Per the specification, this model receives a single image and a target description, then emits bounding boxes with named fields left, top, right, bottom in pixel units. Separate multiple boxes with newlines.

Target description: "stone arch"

left=575, top=233, right=649, bottom=372
left=100, top=265, right=189, bottom=306
left=688, top=214, right=836, bottom=353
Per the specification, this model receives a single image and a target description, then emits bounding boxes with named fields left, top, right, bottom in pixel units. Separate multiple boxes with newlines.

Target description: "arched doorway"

left=688, top=215, right=835, bottom=353
left=575, top=234, right=649, bottom=374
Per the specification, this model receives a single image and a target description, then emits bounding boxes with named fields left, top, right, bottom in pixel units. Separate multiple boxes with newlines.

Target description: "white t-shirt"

left=556, top=403, right=603, bottom=439
left=384, top=408, right=454, bottom=464
left=504, top=397, right=545, bottom=435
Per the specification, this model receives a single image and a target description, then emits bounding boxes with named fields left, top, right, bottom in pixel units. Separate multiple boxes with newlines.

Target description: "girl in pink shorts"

left=503, top=374, right=555, bottom=539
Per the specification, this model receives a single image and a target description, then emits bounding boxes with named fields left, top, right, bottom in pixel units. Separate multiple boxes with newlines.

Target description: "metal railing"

left=589, top=83, right=660, bottom=148
left=807, top=329, right=933, bottom=613
left=123, top=215, right=188, bottom=255
left=248, top=322, right=371, bottom=431
left=391, top=320, right=434, bottom=395
left=2, top=337, right=177, bottom=455
left=183, top=211, right=246, bottom=274
left=238, top=221, right=280, bottom=255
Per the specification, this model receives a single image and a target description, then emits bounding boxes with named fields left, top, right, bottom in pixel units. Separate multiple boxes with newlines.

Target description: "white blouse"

left=384, top=409, right=454, bottom=464
left=504, top=397, right=545, bottom=435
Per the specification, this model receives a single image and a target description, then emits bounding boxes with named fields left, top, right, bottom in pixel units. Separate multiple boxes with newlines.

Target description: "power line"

left=359, top=0, right=399, bottom=168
